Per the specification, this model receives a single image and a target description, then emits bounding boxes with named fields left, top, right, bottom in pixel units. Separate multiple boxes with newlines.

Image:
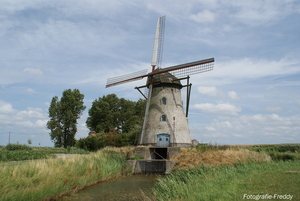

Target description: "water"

left=60, top=175, right=160, bottom=201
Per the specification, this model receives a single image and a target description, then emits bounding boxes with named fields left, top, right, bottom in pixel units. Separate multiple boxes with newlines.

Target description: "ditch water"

left=59, top=175, right=160, bottom=201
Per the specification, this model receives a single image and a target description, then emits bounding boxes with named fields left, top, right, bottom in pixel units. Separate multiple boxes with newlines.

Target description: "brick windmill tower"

left=106, top=16, right=214, bottom=147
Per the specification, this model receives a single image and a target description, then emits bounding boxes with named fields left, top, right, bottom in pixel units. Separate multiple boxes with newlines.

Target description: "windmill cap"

left=148, top=72, right=182, bottom=89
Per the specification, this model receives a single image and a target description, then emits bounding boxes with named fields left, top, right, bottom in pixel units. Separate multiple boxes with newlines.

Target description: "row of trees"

left=47, top=89, right=146, bottom=149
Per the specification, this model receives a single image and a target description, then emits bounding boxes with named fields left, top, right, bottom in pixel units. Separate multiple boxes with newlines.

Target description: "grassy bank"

left=0, top=150, right=127, bottom=201
left=149, top=161, right=300, bottom=201
left=145, top=144, right=300, bottom=201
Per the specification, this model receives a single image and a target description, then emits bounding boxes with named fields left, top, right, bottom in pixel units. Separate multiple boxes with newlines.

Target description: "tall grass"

left=249, top=144, right=300, bottom=153
left=0, top=150, right=55, bottom=162
left=243, top=144, right=300, bottom=161
left=0, top=150, right=126, bottom=201
left=149, top=161, right=300, bottom=201
left=171, top=146, right=271, bottom=169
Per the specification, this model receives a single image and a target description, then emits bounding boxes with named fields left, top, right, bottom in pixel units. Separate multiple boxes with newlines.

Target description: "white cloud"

left=197, top=57, right=300, bottom=86
left=231, top=0, right=298, bottom=26
left=217, top=121, right=232, bottom=128
left=35, top=119, right=47, bottom=128
left=0, top=102, right=48, bottom=130
left=197, top=86, right=219, bottom=96
left=26, top=88, right=37, bottom=94
left=192, top=103, right=242, bottom=116
left=23, top=68, right=43, bottom=76
left=240, top=113, right=287, bottom=125
left=190, top=9, right=215, bottom=23
left=227, top=91, right=239, bottom=100
left=197, top=86, right=240, bottom=100
left=206, top=126, right=216, bottom=131
left=15, top=119, right=47, bottom=128
left=16, top=107, right=45, bottom=120
left=266, top=106, right=282, bottom=112
left=190, top=113, right=300, bottom=144
left=0, top=100, right=15, bottom=114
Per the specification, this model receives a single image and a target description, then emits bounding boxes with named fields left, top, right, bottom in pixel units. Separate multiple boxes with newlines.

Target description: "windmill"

left=106, top=16, right=214, bottom=147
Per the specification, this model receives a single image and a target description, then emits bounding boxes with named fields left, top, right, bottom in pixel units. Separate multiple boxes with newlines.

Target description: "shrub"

left=5, top=143, right=32, bottom=151
left=268, top=152, right=299, bottom=161
left=0, top=150, right=55, bottom=161
left=76, top=136, right=105, bottom=151
left=250, top=144, right=300, bottom=153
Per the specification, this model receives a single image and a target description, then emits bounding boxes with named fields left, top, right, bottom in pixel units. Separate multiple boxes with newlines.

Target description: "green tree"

left=86, top=94, right=146, bottom=134
left=47, top=89, right=86, bottom=148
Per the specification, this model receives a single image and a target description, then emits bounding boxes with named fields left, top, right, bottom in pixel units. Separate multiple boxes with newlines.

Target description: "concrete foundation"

left=134, top=147, right=180, bottom=160
left=126, top=147, right=180, bottom=174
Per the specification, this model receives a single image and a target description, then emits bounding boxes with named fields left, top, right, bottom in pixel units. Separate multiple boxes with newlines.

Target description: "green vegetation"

left=248, top=144, right=300, bottom=153
left=145, top=144, right=300, bottom=201
left=150, top=161, right=300, bottom=201
left=76, top=130, right=139, bottom=151
left=0, top=150, right=55, bottom=162
left=47, top=89, right=86, bottom=148
left=4, top=143, right=32, bottom=151
left=0, top=144, right=89, bottom=162
left=0, top=149, right=127, bottom=201
left=86, top=94, right=146, bottom=133
left=246, top=144, right=300, bottom=161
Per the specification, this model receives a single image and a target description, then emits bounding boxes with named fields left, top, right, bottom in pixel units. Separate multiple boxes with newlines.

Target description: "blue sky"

left=1, top=0, right=299, bottom=146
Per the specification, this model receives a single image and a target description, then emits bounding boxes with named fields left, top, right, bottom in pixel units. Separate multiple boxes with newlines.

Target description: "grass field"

left=0, top=149, right=126, bottom=201
left=145, top=143, right=300, bottom=201
left=149, top=161, right=300, bottom=201
left=1, top=144, right=299, bottom=201
left=0, top=144, right=89, bottom=162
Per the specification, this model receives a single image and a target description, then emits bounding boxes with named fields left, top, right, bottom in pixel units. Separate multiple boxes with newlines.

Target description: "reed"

left=172, top=146, right=271, bottom=169
left=149, top=161, right=300, bottom=201
left=0, top=150, right=126, bottom=201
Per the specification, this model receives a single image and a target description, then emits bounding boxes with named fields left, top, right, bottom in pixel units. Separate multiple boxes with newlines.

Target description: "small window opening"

left=161, top=115, right=167, bottom=121
left=162, top=97, right=167, bottom=105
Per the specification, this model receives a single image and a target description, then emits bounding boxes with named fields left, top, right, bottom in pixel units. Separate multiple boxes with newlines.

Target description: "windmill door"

left=157, top=134, right=170, bottom=147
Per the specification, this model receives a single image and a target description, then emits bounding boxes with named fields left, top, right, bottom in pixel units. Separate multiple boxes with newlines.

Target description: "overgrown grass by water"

left=149, top=161, right=300, bottom=201
left=144, top=144, right=300, bottom=201
left=0, top=150, right=127, bottom=201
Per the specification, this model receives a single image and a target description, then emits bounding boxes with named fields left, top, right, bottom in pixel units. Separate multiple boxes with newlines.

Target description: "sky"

left=0, top=0, right=300, bottom=147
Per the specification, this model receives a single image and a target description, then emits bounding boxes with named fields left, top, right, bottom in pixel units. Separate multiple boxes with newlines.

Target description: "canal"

left=59, top=175, right=160, bottom=201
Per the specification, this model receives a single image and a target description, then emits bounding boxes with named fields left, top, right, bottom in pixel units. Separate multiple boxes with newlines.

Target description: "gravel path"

left=54, top=154, right=84, bottom=158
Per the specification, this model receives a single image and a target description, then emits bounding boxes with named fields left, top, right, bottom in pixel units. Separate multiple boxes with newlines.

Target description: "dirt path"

left=54, top=154, right=86, bottom=158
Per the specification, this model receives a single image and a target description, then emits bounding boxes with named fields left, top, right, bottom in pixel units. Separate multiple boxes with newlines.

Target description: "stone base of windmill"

left=126, top=147, right=181, bottom=174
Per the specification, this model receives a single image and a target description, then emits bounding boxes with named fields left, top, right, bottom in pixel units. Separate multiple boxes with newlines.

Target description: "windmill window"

left=162, top=98, right=167, bottom=105
left=161, top=115, right=167, bottom=121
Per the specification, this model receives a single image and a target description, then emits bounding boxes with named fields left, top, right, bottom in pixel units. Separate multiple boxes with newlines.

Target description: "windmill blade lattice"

left=155, top=58, right=214, bottom=78
left=151, top=16, right=165, bottom=68
left=106, top=69, right=148, bottom=88
left=156, top=16, right=165, bottom=68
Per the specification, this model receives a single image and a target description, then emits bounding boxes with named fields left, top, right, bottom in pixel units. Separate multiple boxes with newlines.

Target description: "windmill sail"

left=106, top=69, right=148, bottom=88
left=151, top=16, right=165, bottom=68
left=155, top=58, right=214, bottom=78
